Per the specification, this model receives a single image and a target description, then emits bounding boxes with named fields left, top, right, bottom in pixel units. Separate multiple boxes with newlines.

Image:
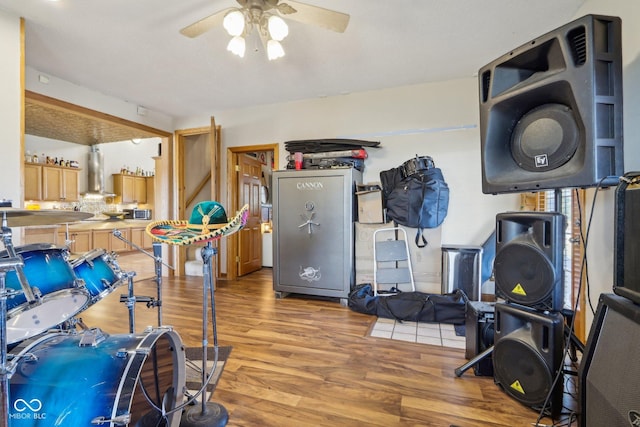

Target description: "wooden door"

left=42, top=166, right=63, bottom=201
left=237, top=154, right=262, bottom=276
left=63, top=168, right=79, bottom=201
left=24, top=164, right=42, bottom=200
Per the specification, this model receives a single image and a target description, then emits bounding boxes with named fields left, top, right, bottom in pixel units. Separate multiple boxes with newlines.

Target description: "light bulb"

left=267, top=39, right=285, bottom=60
left=267, top=15, right=288, bottom=41
left=223, top=10, right=245, bottom=36
left=227, top=36, right=246, bottom=57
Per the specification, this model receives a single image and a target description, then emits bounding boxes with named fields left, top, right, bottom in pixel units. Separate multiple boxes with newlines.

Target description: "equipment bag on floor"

left=348, top=284, right=468, bottom=324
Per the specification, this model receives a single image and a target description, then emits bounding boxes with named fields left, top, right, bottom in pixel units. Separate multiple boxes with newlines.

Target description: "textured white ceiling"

left=0, top=0, right=585, bottom=119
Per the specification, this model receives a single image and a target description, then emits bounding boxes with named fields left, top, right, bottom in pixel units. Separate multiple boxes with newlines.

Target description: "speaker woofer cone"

left=511, top=103, right=580, bottom=173
left=494, top=236, right=556, bottom=306
left=493, top=327, right=554, bottom=406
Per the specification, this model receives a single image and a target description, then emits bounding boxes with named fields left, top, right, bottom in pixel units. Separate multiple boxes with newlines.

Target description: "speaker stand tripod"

left=180, top=242, right=228, bottom=427
left=454, top=345, right=493, bottom=377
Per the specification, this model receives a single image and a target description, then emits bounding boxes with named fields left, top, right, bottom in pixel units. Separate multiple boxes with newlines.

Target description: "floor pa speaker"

left=464, top=301, right=495, bottom=376
left=478, top=14, right=623, bottom=194
left=579, top=293, right=640, bottom=427
left=493, top=302, right=565, bottom=419
left=494, top=212, right=565, bottom=311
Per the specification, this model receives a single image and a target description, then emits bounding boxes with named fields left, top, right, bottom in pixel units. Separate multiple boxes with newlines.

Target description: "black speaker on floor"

left=478, top=14, right=623, bottom=195
left=465, top=301, right=495, bottom=376
left=493, top=303, right=565, bottom=418
left=579, top=293, right=640, bottom=426
left=614, top=172, right=640, bottom=304
left=494, top=212, right=565, bottom=311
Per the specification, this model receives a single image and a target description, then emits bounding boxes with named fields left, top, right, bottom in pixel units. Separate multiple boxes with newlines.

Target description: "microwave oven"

left=123, top=209, right=152, bottom=220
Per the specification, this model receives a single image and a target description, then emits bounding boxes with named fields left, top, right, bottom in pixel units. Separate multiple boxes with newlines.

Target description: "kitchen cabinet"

left=42, top=165, right=80, bottom=202
left=130, top=227, right=153, bottom=250
left=24, top=226, right=58, bottom=245
left=93, top=228, right=130, bottom=253
left=113, top=174, right=148, bottom=204
left=24, top=163, right=42, bottom=200
left=57, top=229, right=91, bottom=253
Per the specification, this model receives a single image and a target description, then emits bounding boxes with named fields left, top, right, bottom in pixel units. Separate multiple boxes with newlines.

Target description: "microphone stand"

left=113, top=229, right=173, bottom=330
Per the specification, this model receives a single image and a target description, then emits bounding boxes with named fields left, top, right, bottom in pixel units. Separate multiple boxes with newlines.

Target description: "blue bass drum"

left=2, top=244, right=90, bottom=344
left=71, top=249, right=125, bottom=306
left=8, top=328, right=186, bottom=426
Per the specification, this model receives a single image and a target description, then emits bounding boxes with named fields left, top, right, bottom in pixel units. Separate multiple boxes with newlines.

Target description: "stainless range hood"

left=83, top=146, right=115, bottom=197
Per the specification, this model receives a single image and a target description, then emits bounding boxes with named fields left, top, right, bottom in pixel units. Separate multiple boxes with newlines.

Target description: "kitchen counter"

left=63, top=219, right=153, bottom=231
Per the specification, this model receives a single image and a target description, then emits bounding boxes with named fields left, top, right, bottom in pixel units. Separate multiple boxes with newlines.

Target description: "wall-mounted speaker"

left=579, top=293, right=640, bottom=427
left=494, top=212, right=565, bottom=311
left=464, top=301, right=495, bottom=376
left=478, top=14, right=623, bottom=194
left=493, top=303, right=565, bottom=419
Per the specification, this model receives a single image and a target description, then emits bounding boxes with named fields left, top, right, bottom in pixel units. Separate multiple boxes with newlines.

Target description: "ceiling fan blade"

left=278, top=1, right=350, bottom=33
left=180, top=7, right=233, bottom=38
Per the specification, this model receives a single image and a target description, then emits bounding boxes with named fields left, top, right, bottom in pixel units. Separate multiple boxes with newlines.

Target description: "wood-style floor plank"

left=74, top=258, right=561, bottom=427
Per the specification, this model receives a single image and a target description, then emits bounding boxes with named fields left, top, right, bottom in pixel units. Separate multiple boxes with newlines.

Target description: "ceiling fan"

left=180, top=0, right=350, bottom=59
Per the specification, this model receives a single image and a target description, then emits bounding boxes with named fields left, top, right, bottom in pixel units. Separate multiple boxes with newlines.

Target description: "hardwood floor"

left=75, top=265, right=566, bottom=427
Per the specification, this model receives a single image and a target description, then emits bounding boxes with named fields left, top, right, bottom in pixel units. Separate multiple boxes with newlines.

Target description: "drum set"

left=0, top=209, right=186, bottom=427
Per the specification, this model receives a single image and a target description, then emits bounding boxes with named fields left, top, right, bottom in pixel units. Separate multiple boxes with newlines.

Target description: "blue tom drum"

left=2, top=244, right=90, bottom=344
left=71, top=249, right=125, bottom=306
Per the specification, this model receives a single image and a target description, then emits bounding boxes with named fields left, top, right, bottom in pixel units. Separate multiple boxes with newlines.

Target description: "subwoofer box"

left=579, top=293, right=640, bottom=427
left=478, top=14, right=623, bottom=194
left=464, top=301, right=495, bottom=376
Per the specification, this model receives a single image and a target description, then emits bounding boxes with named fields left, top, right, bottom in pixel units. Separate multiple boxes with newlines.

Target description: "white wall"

left=177, top=78, right=520, bottom=247
left=573, top=0, right=640, bottom=327
left=0, top=12, right=22, bottom=207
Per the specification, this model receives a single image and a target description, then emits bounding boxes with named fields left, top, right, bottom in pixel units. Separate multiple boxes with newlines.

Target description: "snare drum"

left=1, top=244, right=90, bottom=344
left=9, top=328, right=186, bottom=426
left=71, top=249, right=125, bottom=306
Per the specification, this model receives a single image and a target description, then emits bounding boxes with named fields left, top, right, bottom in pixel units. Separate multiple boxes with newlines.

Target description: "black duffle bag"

left=348, top=285, right=468, bottom=325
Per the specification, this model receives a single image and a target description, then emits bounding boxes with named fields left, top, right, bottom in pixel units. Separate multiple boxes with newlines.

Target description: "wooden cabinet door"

left=60, top=230, right=91, bottom=253
left=62, top=169, right=79, bottom=201
left=134, top=177, right=147, bottom=203
left=42, top=167, right=63, bottom=201
left=24, top=164, right=42, bottom=200
left=94, top=228, right=130, bottom=252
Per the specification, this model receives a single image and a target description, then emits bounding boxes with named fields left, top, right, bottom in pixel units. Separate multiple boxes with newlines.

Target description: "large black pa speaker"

left=579, top=293, right=640, bottom=427
left=494, top=212, right=565, bottom=311
left=493, top=303, right=565, bottom=419
left=479, top=14, right=623, bottom=194
left=614, top=172, right=640, bottom=304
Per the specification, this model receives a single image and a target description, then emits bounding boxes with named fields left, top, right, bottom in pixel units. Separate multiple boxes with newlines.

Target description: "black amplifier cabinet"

left=465, top=301, right=495, bottom=376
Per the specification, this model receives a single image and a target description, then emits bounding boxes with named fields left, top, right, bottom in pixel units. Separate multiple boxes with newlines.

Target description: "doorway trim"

left=226, top=143, right=279, bottom=280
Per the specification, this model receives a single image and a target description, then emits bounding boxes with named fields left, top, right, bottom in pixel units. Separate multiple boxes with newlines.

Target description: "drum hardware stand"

left=180, top=242, right=228, bottom=427
left=113, top=230, right=173, bottom=329
left=0, top=219, right=25, bottom=427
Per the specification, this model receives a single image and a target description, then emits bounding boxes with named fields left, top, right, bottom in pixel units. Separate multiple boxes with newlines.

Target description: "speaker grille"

left=493, top=327, right=553, bottom=406
left=583, top=302, right=640, bottom=426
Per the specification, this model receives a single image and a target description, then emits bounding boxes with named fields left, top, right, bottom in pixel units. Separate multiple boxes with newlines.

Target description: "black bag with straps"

left=381, top=155, right=449, bottom=247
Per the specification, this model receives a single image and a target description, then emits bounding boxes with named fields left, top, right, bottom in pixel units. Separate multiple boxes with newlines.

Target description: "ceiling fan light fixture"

left=267, top=39, right=285, bottom=61
left=227, top=35, right=246, bottom=57
left=267, top=15, right=288, bottom=41
left=223, top=9, right=246, bottom=37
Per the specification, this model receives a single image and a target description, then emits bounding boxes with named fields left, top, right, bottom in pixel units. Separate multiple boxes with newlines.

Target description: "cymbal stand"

left=113, top=229, right=174, bottom=329
left=181, top=241, right=228, bottom=427
left=0, top=219, right=25, bottom=427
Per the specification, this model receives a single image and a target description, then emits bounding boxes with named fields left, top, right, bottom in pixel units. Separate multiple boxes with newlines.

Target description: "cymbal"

left=0, top=208, right=93, bottom=227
